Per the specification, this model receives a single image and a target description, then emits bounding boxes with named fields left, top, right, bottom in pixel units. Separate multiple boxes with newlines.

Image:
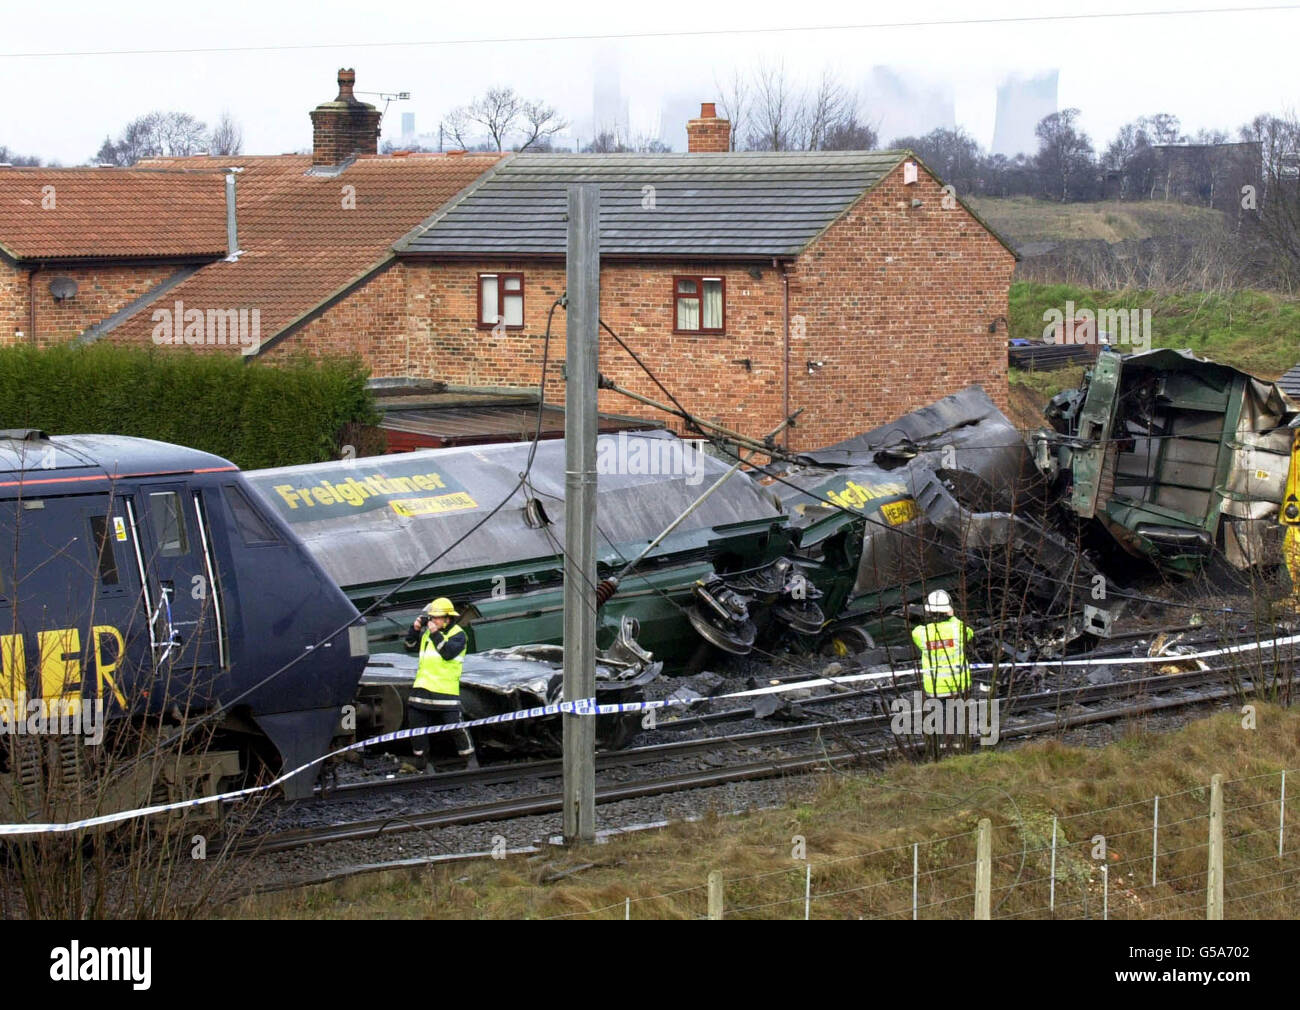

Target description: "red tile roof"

left=103, top=153, right=504, bottom=350
left=0, top=167, right=228, bottom=261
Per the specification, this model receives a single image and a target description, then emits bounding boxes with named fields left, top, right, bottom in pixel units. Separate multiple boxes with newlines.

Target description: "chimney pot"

left=311, top=68, right=382, bottom=166
left=687, top=100, right=731, bottom=153
left=337, top=68, right=357, bottom=100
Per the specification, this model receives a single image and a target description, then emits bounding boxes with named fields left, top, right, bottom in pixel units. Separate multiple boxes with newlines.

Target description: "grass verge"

left=233, top=703, right=1300, bottom=920
left=1009, top=282, right=1300, bottom=379
left=967, top=197, right=1225, bottom=246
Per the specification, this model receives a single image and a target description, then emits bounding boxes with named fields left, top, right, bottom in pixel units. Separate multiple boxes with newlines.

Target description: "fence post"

left=1049, top=816, right=1057, bottom=915
left=1102, top=865, right=1109, bottom=921
left=975, top=818, right=992, bottom=920
left=1207, top=774, right=1223, bottom=921
left=804, top=862, right=811, bottom=921
left=1152, top=794, right=1160, bottom=886
left=708, top=870, right=724, bottom=921
left=625, top=897, right=630, bottom=921
left=912, top=842, right=919, bottom=921
left=1280, top=770, right=1287, bottom=859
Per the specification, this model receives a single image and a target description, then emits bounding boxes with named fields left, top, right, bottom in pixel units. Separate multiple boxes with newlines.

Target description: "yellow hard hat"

left=424, top=597, right=459, bottom=617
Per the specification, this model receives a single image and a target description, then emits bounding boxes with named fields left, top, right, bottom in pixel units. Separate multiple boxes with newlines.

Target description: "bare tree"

left=748, top=61, right=801, bottom=151
left=1103, top=120, right=1156, bottom=200
left=582, top=131, right=671, bottom=153
left=466, top=87, right=522, bottom=151
left=822, top=113, right=878, bottom=151
left=1145, top=112, right=1185, bottom=147
left=714, top=68, right=751, bottom=151
left=444, top=107, right=473, bottom=150
left=445, top=87, right=568, bottom=151
left=94, top=111, right=210, bottom=165
left=1034, top=109, right=1095, bottom=202
left=1239, top=111, right=1300, bottom=290
left=891, top=127, right=981, bottom=191
left=726, top=63, right=868, bottom=152
left=803, top=70, right=851, bottom=151
left=1187, top=128, right=1230, bottom=207
left=152, top=112, right=208, bottom=156
left=1144, top=113, right=1186, bottom=199
left=0, top=144, right=41, bottom=166
left=208, top=111, right=243, bottom=156
left=517, top=98, right=568, bottom=151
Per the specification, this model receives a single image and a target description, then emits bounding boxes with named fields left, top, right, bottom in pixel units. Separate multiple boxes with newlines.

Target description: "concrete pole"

left=708, top=870, right=724, bottom=920
left=1280, top=770, right=1287, bottom=858
left=912, top=842, right=919, bottom=921
left=1152, top=794, right=1160, bottom=887
left=975, top=818, right=992, bottom=920
left=1049, top=815, right=1057, bottom=914
left=562, top=184, right=599, bottom=844
left=1207, top=773, right=1224, bottom=920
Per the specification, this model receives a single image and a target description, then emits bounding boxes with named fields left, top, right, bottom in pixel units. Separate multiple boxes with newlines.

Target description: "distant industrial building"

left=869, top=67, right=955, bottom=146
left=991, top=71, right=1059, bottom=157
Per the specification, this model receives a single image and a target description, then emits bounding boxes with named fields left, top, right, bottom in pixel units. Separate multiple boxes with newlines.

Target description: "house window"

left=478, top=273, right=525, bottom=329
left=674, top=276, right=725, bottom=333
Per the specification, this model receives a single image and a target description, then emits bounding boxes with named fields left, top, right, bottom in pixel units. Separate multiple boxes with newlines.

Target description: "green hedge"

left=0, top=345, right=379, bottom=470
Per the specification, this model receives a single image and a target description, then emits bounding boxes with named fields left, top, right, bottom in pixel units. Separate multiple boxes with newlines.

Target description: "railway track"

left=307, top=622, right=1291, bottom=804
left=240, top=656, right=1296, bottom=856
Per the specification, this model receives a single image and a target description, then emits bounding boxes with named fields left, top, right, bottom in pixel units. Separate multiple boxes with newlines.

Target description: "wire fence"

left=541, top=766, right=1299, bottom=919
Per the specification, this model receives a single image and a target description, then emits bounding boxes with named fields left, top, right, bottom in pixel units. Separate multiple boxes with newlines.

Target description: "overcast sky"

left=3, top=1, right=1298, bottom=164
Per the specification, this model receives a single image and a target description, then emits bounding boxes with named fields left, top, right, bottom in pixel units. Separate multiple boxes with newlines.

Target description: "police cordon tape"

left=2, top=632, right=1297, bottom=836
left=0, top=666, right=930, bottom=836
left=970, top=632, right=1300, bottom=669
left=0, top=699, right=599, bottom=837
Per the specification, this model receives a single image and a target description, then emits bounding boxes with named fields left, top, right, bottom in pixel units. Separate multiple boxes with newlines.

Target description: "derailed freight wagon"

left=1036, top=349, right=1300, bottom=577
left=770, top=386, right=1112, bottom=661
left=243, top=432, right=819, bottom=748
left=244, top=432, right=807, bottom=663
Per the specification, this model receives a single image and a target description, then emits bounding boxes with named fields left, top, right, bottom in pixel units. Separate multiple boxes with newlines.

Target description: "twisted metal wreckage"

left=246, top=348, right=1300, bottom=754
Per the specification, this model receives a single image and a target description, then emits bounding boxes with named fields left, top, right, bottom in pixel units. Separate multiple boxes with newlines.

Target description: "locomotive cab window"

left=223, top=484, right=279, bottom=545
left=88, top=515, right=119, bottom=585
left=149, top=492, right=188, bottom=556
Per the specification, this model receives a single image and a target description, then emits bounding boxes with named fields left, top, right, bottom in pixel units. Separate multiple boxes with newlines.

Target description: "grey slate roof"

left=395, top=150, right=909, bottom=259
left=1280, top=363, right=1300, bottom=401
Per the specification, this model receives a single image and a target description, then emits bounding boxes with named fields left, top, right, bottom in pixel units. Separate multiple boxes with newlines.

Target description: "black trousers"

left=408, top=691, right=475, bottom=759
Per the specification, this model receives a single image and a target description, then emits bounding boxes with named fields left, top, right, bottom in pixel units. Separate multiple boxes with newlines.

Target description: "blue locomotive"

left=0, top=429, right=368, bottom=816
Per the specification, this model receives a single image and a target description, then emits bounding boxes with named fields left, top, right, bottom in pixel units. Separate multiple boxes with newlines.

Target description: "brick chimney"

left=687, top=102, right=731, bottom=153
left=310, top=68, right=382, bottom=166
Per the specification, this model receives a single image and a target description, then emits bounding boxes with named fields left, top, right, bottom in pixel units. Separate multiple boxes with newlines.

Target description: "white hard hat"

left=924, top=589, right=954, bottom=615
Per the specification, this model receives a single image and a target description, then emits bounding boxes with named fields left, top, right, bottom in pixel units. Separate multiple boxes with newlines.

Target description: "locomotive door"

left=127, top=483, right=222, bottom=690
left=0, top=493, right=140, bottom=708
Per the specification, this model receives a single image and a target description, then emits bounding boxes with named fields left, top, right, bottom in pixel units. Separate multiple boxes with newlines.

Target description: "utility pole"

left=562, top=184, right=599, bottom=844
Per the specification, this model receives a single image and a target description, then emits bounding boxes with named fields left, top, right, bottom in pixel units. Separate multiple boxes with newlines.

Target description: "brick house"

left=369, top=135, right=1017, bottom=449
left=0, top=73, right=1016, bottom=451
left=1, top=70, right=502, bottom=357
left=0, top=170, right=228, bottom=346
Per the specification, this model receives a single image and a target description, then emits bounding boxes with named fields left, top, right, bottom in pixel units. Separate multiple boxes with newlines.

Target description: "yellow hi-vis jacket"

left=414, top=623, right=468, bottom=696
left=911, top=617, right=974, bottom=696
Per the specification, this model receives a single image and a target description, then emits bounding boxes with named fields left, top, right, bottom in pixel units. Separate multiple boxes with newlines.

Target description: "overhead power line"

left=2, top=6, right=1298, bottom=60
